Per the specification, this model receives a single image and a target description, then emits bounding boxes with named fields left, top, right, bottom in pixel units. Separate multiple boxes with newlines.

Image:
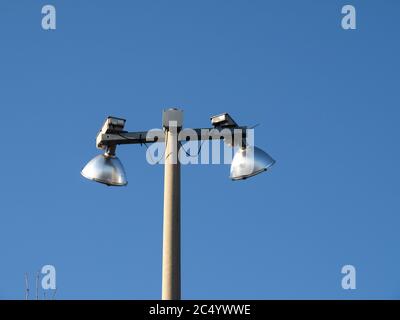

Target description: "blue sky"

left=0, top=0, right=399, bottom=299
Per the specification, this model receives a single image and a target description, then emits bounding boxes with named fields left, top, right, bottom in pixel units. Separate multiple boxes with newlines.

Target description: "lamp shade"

left=81, top=154, right=127, bottom=186
left=230, top=146, right=275, bottom=180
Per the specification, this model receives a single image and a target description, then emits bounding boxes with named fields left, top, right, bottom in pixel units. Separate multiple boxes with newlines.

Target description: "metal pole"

left=162, top=109, right=182, bottom=300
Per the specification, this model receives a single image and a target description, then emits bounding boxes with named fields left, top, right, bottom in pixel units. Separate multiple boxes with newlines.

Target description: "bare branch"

left=52, top=288, right=57, bottom=300
left=25, top=273, right=30, bottom=300
left=36, top=270, right=40, bottom=300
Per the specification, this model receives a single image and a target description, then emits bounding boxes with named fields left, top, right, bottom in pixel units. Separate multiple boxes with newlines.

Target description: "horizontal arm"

left=96, top=127, right=247, bottom=150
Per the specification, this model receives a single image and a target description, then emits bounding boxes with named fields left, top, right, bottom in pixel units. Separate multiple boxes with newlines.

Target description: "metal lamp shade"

left=230, top=146, right=275, bottom=180
left=81, top=154, right=127, bottom=186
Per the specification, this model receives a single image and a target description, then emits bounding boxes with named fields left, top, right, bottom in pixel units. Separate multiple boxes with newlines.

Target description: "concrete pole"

left=162, top=109, right=182, bottom=300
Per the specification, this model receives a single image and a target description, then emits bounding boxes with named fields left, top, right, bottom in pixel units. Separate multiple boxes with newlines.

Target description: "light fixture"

left=81, top=110, right=276, bottom=300
left=81, top=147, right=127, bottom=186
left=230, top=145, right=275, bottom=180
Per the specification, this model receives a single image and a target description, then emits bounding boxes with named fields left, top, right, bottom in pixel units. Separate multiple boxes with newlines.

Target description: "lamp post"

left=161, top=109, right=182, bottom=300
left=81, top=108, right=275, bottom=300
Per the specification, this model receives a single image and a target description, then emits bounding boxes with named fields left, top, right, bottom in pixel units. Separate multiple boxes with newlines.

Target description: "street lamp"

left=81, top=108, right=275, bottom=300
left=81, top=146, right=128, bottom=186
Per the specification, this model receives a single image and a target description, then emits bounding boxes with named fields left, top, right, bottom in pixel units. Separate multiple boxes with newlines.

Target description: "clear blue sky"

left=0, top=0, right=399, bottom=299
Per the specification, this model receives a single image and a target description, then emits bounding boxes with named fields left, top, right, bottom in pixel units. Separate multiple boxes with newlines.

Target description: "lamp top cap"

left=100, top=116, right=126, bottom=134
left=163, top=108, right=183, bottom=128
left=210, top=113, right=238, bottom=128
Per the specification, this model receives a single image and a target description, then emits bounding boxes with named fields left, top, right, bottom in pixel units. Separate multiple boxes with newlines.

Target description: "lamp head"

left=230, top=146, right=275, bottom=180
left=81, top=147, right=127, bottom=186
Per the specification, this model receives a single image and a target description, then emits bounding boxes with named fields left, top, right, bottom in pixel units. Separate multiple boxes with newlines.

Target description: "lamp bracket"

left=96, top=127, right=247, bottom=149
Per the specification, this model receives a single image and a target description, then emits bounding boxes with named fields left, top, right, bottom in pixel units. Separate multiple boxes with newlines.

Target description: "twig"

left=52, top=288, right=57, bottom=300
left=25, top=273, right=29, bottom=300
left=36, top=270, right=40, bottom=300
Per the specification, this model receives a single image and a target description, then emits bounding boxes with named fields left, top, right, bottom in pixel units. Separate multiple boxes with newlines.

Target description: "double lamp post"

left=81, top=108, right=275, bottom=300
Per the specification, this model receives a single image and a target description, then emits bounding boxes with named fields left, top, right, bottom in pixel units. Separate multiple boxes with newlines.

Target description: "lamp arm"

left=96, top=127, right=248, bottom=150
